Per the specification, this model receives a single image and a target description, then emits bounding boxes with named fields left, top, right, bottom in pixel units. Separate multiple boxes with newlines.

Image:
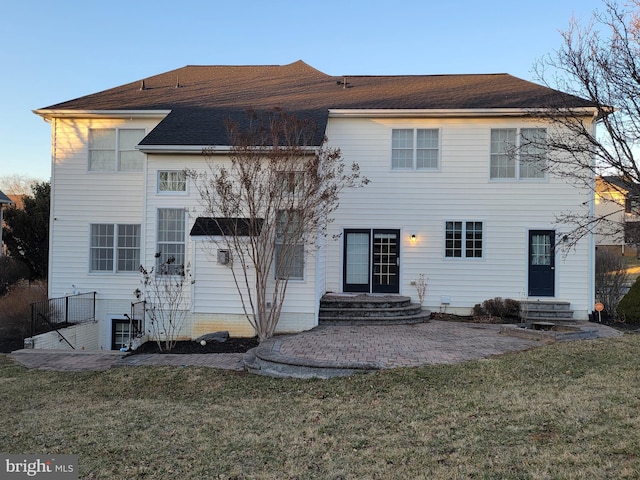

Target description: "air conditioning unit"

left=217, top=249, right=231, bottom=265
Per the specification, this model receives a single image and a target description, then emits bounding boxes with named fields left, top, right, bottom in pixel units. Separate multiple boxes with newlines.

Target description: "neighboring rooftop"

left=0, top=191, right=14, bottom=205
left=35, top=60, right=596, bottom=147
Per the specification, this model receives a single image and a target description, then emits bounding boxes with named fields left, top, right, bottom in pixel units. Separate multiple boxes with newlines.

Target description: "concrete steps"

left=318, top=294, right=430, bottom=325
left=520, top=300, right=575, bottom=323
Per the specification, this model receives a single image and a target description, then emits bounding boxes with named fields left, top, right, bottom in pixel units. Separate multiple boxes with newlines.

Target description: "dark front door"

left=528, top=230, right=555, bottom=297
left=344, top=229, right=400, bottom=294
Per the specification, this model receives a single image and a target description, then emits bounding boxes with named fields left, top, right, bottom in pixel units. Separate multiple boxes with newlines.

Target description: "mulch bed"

left=131, top=337, right=259, bottom=354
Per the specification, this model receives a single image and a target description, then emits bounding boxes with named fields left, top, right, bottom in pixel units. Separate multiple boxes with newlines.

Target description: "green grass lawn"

left=1, top=335, right=640, bottom=479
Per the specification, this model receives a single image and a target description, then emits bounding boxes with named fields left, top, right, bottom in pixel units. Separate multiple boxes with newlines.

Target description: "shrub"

left=0, top=280, right=48, bottom=339
left=473, top=297, right=521, bottom=321
left=0, top=256, right=30, bottom=296
left=595, top=249, right=629, bottom=320
left=616, top=276, right=640, bottom=323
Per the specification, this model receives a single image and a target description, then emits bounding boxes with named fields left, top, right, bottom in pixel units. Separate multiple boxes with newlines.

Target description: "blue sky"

left=0, top=0, right=605, bottom=182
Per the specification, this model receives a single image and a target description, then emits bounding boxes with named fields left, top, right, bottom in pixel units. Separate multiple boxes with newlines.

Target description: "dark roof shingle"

left=38, top=60, right=595, bottom=147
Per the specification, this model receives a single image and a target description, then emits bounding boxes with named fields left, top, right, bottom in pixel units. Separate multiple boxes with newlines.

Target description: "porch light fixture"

left=410, top=234, right=417, bottom=243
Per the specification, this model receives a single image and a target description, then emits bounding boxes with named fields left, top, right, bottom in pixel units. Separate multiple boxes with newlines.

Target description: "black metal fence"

left=30, top=292, right=97, bottom=337
left=129, top=300, right=146, bottom=337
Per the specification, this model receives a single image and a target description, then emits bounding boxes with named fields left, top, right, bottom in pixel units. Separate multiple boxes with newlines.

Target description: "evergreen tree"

left=2, top=182, right=50, bottom=280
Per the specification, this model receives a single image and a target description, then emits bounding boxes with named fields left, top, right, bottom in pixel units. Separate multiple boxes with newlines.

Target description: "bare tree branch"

left=187, top=110, right=368, bottom=341
left=532, top=1, right=640, bottom=244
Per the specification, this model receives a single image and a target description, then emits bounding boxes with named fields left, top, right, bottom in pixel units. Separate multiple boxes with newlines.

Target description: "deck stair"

left=520, top=300, right=575, bottom=324
left=319, top=293, right=430, bottom=325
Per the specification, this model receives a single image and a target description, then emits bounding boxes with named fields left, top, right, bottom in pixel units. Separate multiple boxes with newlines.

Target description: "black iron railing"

left=128, top=300, right=146, bottom=336
left=30, top=292, right=97, bottom=337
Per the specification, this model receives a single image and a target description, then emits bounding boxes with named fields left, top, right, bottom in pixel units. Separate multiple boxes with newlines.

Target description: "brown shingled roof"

left=37, top=60, right=595, bottom=147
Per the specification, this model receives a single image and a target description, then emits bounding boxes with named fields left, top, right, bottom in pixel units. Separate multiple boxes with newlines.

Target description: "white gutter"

left=32, top=109, right=172, bottom=120
left=328, top=107, right=599, bottom=118
left=137, top=145, right=320, bottom=154
left=136, top=145, right=220, bottom=154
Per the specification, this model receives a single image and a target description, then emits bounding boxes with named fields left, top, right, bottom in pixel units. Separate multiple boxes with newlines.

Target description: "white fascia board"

left=328, top=107, right=599, bottom=118
left=137, top=145, right=320, bottom=154
left=137, top=145, right=232, bottom=154
left=32, top=109, right=172, bottom=120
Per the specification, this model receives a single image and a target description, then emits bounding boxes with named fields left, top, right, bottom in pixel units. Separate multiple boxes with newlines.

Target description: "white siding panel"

left=49, top=118, right=159, bottom=314
left=324, top=116, right=593, bottom=318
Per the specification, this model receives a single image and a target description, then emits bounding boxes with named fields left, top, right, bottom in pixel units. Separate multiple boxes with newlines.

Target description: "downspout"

left=47, top=116, right=56, bottom=299
left=587, top=114, right=598, bottom=316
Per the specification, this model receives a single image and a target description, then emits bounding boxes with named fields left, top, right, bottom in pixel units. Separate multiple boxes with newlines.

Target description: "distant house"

left=595, top=176, right=640, bottom=255
left=34, top=60, right=598, bottom=350
left=0, top=190, right=14, bottom=257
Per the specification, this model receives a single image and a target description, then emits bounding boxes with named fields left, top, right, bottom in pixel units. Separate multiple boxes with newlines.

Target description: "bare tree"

left=140, top=255, right=191, bottom=351
left=533, top=0, right=640, bottom=245
left=595, top=248, right=629, bottom=319
left=0, top=175, right=43, bottom=196
left=188, top=110, right=368, bottom=341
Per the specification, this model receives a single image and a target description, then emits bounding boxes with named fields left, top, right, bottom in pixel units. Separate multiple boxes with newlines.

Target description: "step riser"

left=525, top=311, right=574, bottom=319
left=319, top=294, right=428, bottom=325
left=521, top=302, right=571, bottom=311
left=320, top=306, right=424, bottom=318
left=520, top=301, right=574, bottom=322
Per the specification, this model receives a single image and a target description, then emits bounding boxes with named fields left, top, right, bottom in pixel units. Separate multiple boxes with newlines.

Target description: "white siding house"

left=595, top=176, right=640, bottom=256
left=34, top=61, right=597, bottom=350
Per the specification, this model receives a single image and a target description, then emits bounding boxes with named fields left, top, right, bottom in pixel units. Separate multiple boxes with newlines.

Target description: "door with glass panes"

left=343, top=229, right=400, bottom=294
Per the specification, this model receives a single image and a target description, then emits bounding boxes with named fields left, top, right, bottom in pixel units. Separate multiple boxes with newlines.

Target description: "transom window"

left=90, top=224, right=141, bottom=272
left=392, top=128, right=439, bottom=170
left=89, top=128, right=145, bottom=172
left=156, top=208, right=186, bottom=275
left=445, top=221, right=483, bottom=258
left=490, top=128, right=546, bottom=180
left=158, top=170, right=187, bottom=193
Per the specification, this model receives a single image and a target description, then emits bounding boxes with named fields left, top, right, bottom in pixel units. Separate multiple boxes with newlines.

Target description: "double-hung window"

left=490, top=128, right=546, bottom=180
left=275, top=210, right=304, bottom=280
left=445, top=221, right=483, bottom=258
left=158, top=170, right=187, bottom=193
left=89, top=128, right=145, bottom=172
left=90, top=224, right=141, bottom=272
left=392, top=128, right=439, bottom=170
left=156, top=208, right=186, bottom=274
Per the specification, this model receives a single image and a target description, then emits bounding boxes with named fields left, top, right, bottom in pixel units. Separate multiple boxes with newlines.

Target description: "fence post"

left=30, top=302, right=35, bottom=338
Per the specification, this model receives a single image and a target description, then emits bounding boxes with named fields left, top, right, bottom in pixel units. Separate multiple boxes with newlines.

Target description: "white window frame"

left=444, top=221, right=483, bottom=259
left=157, top=170, right=187, bottom=194
left=391, top=128, right=440, bottom=171
left=88, top=128, right=145, bottom=172
left=275, top=210, right=304, bottom=281
left=490, top=128, right=547, bottom=181
left=90, top=224, right=141, bottom=273
left=156, top=208, right=186, bottom=275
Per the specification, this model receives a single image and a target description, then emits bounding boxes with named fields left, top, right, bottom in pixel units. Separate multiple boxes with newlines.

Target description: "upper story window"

left=392, top=128, right=439, bottom=170
left=156, top=208, right=186, bottom=275
left=90, top=224, right=141, bottom=272
left=89, top=128, right=145, bottom=172
left=158, top=170, right=187, bottom=193
left=445, top=221, right=483, bottom=259
left=490, top=128, right=546, bottom=180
